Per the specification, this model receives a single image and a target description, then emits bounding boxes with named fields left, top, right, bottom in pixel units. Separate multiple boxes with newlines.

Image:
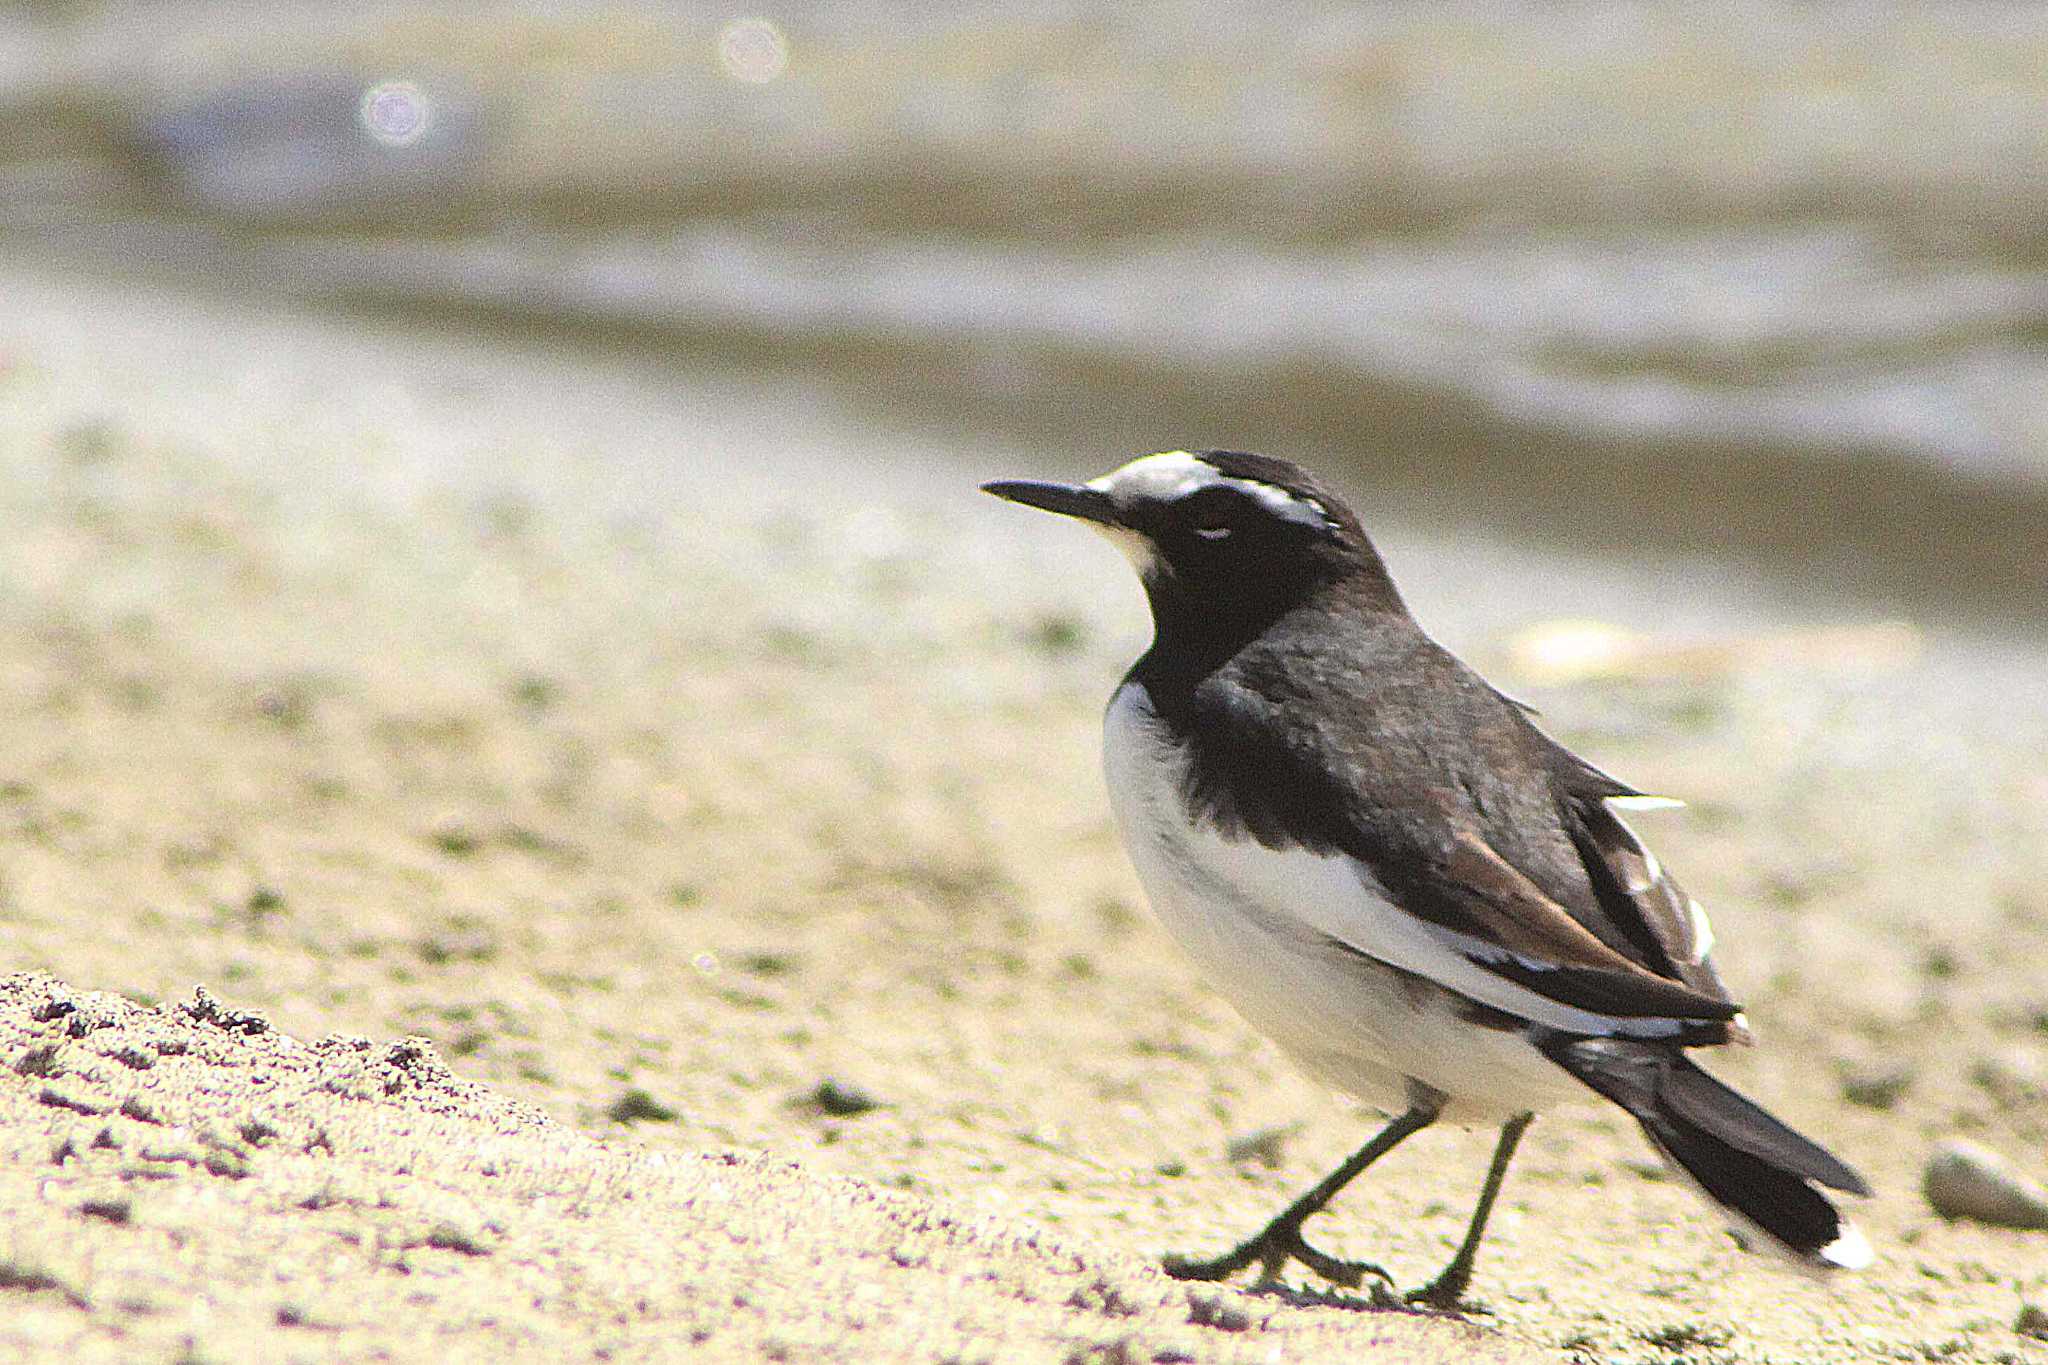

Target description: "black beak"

left=980, top=479, right=1121, bottom=526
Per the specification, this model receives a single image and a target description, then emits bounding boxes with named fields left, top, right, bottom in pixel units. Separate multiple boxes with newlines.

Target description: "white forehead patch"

left=1086, top=450, right=1211, bottom=501
left=1087, top=451, right=1327, bottom=527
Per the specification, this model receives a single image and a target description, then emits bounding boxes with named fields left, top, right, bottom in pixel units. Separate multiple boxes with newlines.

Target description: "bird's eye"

left=1181, top=486, right=1241, bottom=541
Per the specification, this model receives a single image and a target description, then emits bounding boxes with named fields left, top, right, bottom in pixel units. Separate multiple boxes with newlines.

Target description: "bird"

left=981, top=449, right=1870, bottom=1310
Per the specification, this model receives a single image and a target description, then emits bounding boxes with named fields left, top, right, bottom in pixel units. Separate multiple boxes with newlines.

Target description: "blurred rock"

left=1923, top=1139, right=2048, bottom=1230
left=414, top=921, right=500, bottom=966
left=809, top=1077, right=881, bottom=1117
left=1836, top=1057, right=1914, bottom=1112
left=1969, top=1046, right=2047, bottom=1110
left=604, top=1088, right=678, bottom=1124
left=1224, top=1123, right=1299, bottom=1170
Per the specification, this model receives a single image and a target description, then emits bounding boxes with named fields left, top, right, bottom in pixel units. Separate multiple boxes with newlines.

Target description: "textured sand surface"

left=2, top=973, right=1534, bottom=1364
left=1, top=262, right=2046, bottom=1362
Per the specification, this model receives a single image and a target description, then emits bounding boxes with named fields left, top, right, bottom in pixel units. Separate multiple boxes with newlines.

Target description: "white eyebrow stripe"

left=1089, top=451, right=1328, bottom=526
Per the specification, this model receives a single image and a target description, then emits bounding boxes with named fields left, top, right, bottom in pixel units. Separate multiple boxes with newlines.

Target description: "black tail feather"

left=1638, top=1109, right=1848, bottom=1262
left=1543, top=1035, right=1871, bottom=1268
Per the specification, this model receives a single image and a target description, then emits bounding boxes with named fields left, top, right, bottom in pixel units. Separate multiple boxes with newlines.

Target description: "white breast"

left=1101, top=680, right=1597, bottom=1119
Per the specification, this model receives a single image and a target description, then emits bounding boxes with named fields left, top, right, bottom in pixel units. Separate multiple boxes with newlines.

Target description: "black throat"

left=1128, top=551, right=1409, bottom=702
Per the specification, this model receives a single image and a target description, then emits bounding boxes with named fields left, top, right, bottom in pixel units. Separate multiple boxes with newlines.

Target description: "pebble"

left=1969, top=1046, right=2046, bottom=1109
left=606, top=1089, right=679, bottom=1124
left=812, top=1078, right=881, bottom=1117
left=1922, top=1138, right=2048, bottom=1229
left=1837, top=1057, right=1914, bottom=1110
left=1224, top=1123, right=1297, bottom=1169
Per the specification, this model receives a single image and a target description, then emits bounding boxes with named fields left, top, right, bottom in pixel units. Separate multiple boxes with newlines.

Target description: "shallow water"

left=5, top=1, right=2046, bottom=620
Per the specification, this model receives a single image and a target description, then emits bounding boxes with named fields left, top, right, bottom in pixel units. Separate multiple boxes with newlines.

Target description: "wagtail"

left=983, top=450, right=1869, bottom=1309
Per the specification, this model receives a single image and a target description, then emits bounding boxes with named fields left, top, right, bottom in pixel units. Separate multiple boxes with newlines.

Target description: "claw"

left=1165, top=1225, right=1390, bottom=1292
left=1290, top=1239, right=1389, bottom=1290
left=1404, top=1275, right=1490, bottom=1315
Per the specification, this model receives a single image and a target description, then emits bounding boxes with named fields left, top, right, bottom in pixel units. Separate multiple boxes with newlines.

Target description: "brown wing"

left=1563, top=798, right=1749, bottom=1044
left=1438, top=829, right=1742, bottom=1026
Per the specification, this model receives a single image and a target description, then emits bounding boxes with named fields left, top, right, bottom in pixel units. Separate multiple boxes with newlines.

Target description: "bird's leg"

left=1166, top=1088, right=1443, bottom=1290
left=1407, top=1111, right=1533, bottom=1312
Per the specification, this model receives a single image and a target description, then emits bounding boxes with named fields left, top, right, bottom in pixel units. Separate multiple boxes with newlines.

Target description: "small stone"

left=182, top=985, right=269, bottom=1035
left=1224, top=1123, right=1298, bottom=1169
left=811, top=1078, right=881, bottom=1117
left=1064, top=1278, right=1140, bottom=1318
left=1923, top=1138, right=2048, bottom=1229
left=1836, top=1057, right=1913, bottom=1110
left=58, top=417, right=122, bottom=466
left=375, top=1039, right=450, bottom=1086
left=79, top=1198, right=130, bottom=1224
left=253, top=685, right=314, bottom=730
left=1186, top=1293, right=1251, bottom=1332
left=606, top=1089, right=678, bottom=1124
left=1970, top=1047, right=2047, bottom=1109
left=415, top=922, right=499, bottom=965
left=423, top=1221, right=492, bottom=1256
left=508, top=674, right=557, bottom=712
left=428, top=818, right=481, bottom=857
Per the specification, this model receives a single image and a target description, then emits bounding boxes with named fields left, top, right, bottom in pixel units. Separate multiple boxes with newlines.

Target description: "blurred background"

left=5, top=0, right=2048, bottom=616
left=5, top=5, right=2048, bottom=1358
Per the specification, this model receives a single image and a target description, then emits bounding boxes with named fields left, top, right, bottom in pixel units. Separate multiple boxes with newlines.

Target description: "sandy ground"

left=2, top=262, right=2047, bottom=1363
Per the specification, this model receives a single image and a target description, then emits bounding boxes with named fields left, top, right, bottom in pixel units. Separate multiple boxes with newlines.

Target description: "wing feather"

left=1438, top=830, right=1738, bottom=1021
left=1125, top=631, right=1748, bottom=1042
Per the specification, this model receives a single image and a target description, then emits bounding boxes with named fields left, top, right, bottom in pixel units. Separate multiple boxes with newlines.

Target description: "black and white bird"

left=983, top=450, right=1869, bottom=1309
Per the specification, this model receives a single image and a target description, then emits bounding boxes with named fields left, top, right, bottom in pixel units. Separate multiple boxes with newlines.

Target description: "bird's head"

left=982, top=451, right=1401, bottom=640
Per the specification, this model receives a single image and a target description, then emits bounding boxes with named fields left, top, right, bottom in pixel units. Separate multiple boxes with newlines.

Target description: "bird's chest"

left=1100, top=682, right=1372, bottom=1046
left=1100, top=681, right=1258, bottom=959
left=1099, top=679, right=1582, bottom=1118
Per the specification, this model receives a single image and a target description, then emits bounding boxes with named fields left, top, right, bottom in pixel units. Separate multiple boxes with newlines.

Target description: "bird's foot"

left=1404, top=1268, right=1490, bottom=1316
left=1164, top=1224, right=1391, bottom=1291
